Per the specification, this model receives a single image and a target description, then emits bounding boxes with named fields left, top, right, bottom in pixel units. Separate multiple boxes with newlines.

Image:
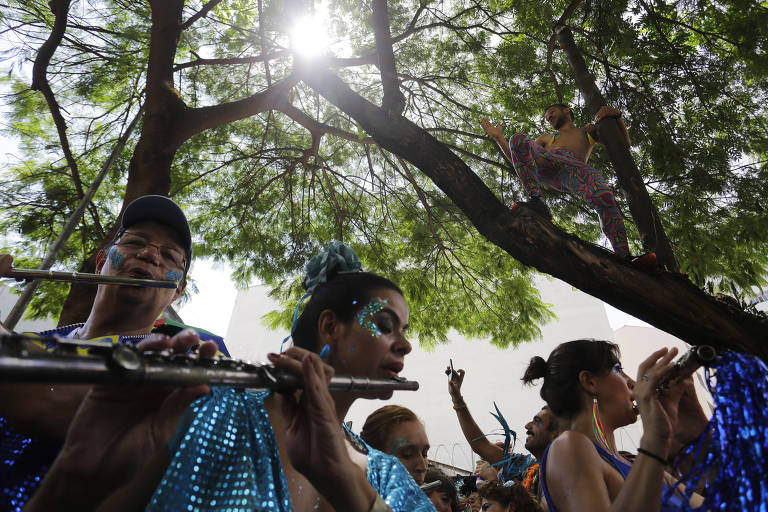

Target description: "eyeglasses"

left=115, top=231, right=186, bottom=270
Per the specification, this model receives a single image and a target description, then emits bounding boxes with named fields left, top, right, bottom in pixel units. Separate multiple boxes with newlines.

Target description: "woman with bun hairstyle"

left=522, top=339, right=709, bottom=512
left=147, top=241, right=436, bottom=511
left=361, top=405, right=430, bottom=485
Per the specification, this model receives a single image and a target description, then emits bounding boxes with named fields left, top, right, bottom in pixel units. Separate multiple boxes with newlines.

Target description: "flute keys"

left=108, top=344, right=143, bottom=372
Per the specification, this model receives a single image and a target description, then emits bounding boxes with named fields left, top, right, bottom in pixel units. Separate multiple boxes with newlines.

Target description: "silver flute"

left=2, top=267, right=179, bottom=288
left=632, top=345, right=717, bottom=413
left=656, top=344, right=718, bottom=393
left=0, top=335, right=419, bottom=393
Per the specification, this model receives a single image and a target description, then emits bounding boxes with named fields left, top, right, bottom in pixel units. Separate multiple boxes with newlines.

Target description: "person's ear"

left=577, top=369, right=598, bottom=395
left=171, top=279, right=186, bottom=303
left=317, top=309, right=340, bottom=351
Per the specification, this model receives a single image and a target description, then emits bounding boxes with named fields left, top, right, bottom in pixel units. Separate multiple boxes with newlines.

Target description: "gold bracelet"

left=369, top=494, right=388, bottom=512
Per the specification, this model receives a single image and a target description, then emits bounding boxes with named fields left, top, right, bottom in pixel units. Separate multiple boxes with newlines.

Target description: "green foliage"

left=1, top=0, right=767, bottom=347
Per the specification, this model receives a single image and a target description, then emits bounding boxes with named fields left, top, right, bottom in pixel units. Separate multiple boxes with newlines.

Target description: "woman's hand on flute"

left=269, top=348, right=384, bottom=511
left=632, top=347, right=687, bottom=458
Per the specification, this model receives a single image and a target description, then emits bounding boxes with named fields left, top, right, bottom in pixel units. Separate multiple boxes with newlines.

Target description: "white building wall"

left=0, top=285, right=57, bottom=333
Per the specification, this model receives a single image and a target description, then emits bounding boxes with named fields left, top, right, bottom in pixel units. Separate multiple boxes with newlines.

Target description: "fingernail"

left=267, top=352, right=282, bottom=360
left=319, top=344, right=331, bottom=359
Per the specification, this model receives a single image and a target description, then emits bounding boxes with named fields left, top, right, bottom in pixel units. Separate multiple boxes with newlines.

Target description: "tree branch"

left=181, top=0, right=223, bottom=31
left=554, top=24, right=680, bottom=272
left=173, top=51, right=288, bottom=72
left=170, top=74, right=300, bottom=147
left=371, top=0, right=405, bottom=116
left=277, top=103, right=375, bottom=144
left=31, top=0, right=85, bottom=200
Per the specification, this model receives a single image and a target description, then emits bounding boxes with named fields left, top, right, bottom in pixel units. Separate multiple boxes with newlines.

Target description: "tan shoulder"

left=534, top=133, right=551, bottom=146
left=548, top=430, right=602, bottom=463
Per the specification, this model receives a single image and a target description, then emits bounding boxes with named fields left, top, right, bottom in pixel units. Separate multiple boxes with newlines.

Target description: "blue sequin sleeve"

left=147, top=387, right=292, bottom=512
left=364, top=447, right=437, bottom=512
left=343, top=428, right=437, bottom=512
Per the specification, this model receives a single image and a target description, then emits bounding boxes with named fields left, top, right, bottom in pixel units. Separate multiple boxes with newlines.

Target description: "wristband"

left=369, top=494, right=388, bottom=512
left=453, top=404, right=468, bottom=411
left=637, top=447, right=667, bottom=466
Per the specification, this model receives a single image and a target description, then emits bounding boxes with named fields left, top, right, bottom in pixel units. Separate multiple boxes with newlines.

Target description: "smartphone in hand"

left=449, top=358, right=460, bottom=382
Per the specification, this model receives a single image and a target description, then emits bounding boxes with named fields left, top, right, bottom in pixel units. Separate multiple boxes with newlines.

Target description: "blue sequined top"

left=148, top=386, right=436, bottom=511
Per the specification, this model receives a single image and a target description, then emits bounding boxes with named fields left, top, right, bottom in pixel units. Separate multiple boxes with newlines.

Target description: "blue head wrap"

left=280, top=241, right=363, bottom=352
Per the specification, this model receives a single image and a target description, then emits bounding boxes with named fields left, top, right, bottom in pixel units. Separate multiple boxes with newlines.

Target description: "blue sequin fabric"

left=0, top=323, right=229, bottom=512
left=1, top=324, right=79, bottom=512
left=149, top=387, right=435, bottom=512
left=344, top=427, right=437, bottom=512
left=147, top=387, right=292, bottom=511
left=668, top=350, right=768, bottom=511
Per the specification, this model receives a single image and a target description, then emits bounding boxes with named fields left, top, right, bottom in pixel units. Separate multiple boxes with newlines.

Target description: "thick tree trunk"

left=555, top=25, right=679, bottom=273
left=303, top=67, right=768, bottom=361
left=55, top=1, right=298, bottom=324
left=57, top=0, right=187, bottom=324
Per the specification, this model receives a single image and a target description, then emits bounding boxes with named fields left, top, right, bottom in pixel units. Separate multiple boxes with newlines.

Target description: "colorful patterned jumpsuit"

left=508, top=132, right=630, bottom=257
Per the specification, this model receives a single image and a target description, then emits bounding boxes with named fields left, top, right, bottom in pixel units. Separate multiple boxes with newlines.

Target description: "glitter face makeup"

left=356, top=298, right=389, bottom=337
left=165, top=269, right=182, bottom=282
left=108, top=246, right=126, bottom=270
left=388, top=437, right=410, bottom=456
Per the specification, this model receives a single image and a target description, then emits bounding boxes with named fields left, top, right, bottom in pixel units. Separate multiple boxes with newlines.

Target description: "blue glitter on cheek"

left=166, top=269, right=182, bottom=282
left=108, top=246, right=126, bottom=270
left=356, top=298, right=388, bottom=337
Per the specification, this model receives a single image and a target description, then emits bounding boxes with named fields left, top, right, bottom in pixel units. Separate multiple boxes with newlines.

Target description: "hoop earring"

left=591, top=395, right=615, bottom=456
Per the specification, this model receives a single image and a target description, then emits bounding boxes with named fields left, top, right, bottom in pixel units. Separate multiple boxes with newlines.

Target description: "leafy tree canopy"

left=0, top=0, right=766, bottom=347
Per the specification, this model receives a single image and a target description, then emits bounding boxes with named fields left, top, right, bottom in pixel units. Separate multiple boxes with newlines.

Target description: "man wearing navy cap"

left=0, top=195, right=224, bottom=510
left=76, top=194, right=192, bottom=340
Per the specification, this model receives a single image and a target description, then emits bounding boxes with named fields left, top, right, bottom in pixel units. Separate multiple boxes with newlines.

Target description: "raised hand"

left=632, top=347, right=686, bottom=457
left=594, top=106, right=621, bottom=123
left=480, top=117, right=504, bottom=140
left=445, top=366, right=466, bottom=400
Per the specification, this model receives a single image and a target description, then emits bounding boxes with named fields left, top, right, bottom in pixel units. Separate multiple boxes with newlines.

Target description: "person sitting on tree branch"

left=481, top=105, right=654, bottom=266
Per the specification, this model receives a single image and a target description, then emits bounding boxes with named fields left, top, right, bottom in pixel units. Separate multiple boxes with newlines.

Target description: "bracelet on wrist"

left=637, top=447, right=667, bottom=466
left=452, top=401, right=467, bottom=411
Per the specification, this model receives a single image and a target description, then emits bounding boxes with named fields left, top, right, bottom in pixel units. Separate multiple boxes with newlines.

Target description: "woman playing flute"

left=523, top=339, right=711, bottom=512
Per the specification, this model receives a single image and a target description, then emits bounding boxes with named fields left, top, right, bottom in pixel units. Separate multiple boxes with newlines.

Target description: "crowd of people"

left=0, top=103, right=724, bottom=511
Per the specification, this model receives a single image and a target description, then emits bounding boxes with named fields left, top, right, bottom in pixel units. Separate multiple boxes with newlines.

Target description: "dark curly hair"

left=479, top=482, right=543, bottom=512
left=522, top=339, right=620, bottom=419
left=292, top=270, right=403, bottom=352
left=544, top=103, right=574, bottom=121
left=424, top=469, right=458, bottom=510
